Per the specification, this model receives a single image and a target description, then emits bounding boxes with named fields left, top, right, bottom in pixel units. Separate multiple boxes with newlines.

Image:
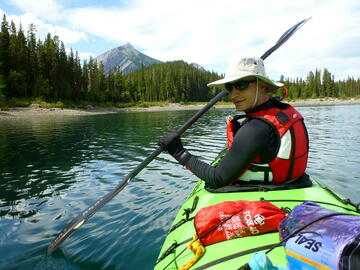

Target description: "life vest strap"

left=248, top=164, right=271, bottom=172
left=248, top=164, right=271, bottom=183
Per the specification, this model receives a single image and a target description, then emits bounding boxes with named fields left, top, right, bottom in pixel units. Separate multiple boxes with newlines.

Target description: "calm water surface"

left=0, top=105, right=359, bottom=269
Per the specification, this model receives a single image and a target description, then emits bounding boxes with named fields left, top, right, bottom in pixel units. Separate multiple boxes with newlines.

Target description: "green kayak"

left=154, top=153, right=360, bottom=270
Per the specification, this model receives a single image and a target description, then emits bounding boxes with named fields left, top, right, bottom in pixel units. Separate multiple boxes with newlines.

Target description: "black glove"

left=159, top=130, right=192, bottom=165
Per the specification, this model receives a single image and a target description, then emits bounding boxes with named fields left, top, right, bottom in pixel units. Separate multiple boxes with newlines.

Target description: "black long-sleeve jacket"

left=184, top=99, right=285, bottom=188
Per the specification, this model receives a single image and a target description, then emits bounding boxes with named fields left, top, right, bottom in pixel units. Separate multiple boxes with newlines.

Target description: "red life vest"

left=227, top=104, right=309, bottom=184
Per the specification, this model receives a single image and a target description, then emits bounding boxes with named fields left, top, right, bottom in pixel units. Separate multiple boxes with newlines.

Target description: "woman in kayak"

left=160, top=57, right=309, bottom=188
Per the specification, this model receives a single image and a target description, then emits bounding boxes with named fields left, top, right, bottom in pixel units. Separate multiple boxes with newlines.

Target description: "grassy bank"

left=0, top=98, right=66, bottom=110
left=0, top=98, right=174, bottom=111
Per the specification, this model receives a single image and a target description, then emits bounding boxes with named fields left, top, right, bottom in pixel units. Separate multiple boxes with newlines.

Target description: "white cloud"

left=9, top=0, right=63, bottom=21
left=4, top=0, right=360, bottom=80
left=2, top=11, right=88, bottom=45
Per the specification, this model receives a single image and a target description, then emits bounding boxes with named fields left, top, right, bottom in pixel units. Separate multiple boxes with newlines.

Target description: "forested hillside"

left=0, top=15, right=221, bottom=104
left=125, top=61, right=220, bottom=102
left=280, top=71, right=360, bottom=99
left=0, top=15, right=359, bottom=107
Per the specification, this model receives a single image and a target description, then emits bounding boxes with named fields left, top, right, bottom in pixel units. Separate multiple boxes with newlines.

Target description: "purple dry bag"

left=279, top=202, right=360, bottom=270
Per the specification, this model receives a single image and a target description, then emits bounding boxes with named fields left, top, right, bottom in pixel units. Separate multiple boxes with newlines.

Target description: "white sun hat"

left=207, top=57, right=283, bottom=90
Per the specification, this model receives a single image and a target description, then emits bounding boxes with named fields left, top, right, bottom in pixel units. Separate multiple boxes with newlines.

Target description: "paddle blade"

left=260, top=17, right=311, bottom=60
left=47, top=217, right=87, bottom=254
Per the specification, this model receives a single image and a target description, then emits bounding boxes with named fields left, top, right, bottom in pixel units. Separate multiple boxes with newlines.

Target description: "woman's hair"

left=259, top=80, right=278, bottom=94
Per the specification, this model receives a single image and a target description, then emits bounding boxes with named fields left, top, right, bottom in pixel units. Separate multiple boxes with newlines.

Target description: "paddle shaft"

left=47, top=90, right=227, bottom=254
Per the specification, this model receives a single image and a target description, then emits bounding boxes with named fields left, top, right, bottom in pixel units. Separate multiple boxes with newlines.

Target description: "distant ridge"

left=95, top=43, right=161, bottom=73
left=190, top=63, right=206, bottom=71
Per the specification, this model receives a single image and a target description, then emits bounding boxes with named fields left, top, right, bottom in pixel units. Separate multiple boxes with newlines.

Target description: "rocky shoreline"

left=1, top=98, right=359, bottom=120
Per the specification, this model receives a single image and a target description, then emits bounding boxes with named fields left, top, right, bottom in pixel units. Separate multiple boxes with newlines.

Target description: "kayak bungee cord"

left=47, top=17, right=311, bottom=255
left=168, top=196, right=199, bottom=233
left=318, top=183, right=360, bottom=212
left=261, top=198, right=360, bottom=214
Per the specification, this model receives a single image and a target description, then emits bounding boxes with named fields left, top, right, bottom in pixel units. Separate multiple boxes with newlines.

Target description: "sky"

left=1, top=0, right=359, bottom=81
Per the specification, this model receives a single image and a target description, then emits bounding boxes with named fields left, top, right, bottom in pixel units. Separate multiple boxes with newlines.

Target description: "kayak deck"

left=155, top=177, right=359, bottom=270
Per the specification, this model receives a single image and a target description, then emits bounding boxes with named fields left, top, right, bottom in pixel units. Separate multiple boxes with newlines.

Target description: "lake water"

left=0, top=104, right=359, bottom=269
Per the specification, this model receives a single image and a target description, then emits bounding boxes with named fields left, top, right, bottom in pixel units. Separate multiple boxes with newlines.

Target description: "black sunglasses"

left=225, top=79, right=257, bottom=91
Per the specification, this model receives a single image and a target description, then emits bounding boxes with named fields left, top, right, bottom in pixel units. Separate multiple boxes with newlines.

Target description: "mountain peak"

left=123, top=42, right=133, bottom=48
left=95, top=43, right=161, bottom=73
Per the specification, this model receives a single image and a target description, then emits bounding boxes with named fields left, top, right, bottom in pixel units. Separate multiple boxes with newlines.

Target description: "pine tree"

left=0, top=15, right=10, bottom=97
left=97, top=62, right=106, bottom=102
left=38, top=34, right=57, bottom=98
left=0, top=74, right=5, bottom=98
left=315, top=69, right=322, bottom=97
left=26, top=23, right=38, bottom=98
left=73, top=51, right=83, bottom=100
left=323, top=69, right=336, bottom=97
left=57, top=41, right=68, bottom=99
left=305, top=71, right=315, bottom=98
left=81, top=60, right=89, bottom=98
left=5, top=22, right=27, bottom=97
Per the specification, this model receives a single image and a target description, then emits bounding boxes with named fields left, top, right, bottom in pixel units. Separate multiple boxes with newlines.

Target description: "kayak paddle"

left=47, top=17, right=311, bottom=255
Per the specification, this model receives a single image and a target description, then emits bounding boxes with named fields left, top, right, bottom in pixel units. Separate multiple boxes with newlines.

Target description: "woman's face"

left=228, top=79, right=268, bottom=112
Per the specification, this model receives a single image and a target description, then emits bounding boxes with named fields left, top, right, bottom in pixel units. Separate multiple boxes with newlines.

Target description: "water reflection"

left=300, top=105, right=360, bottom=197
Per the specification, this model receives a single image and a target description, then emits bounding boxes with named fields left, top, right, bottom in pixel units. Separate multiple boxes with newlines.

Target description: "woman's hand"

left=159, top=131, right=192, bottom=165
